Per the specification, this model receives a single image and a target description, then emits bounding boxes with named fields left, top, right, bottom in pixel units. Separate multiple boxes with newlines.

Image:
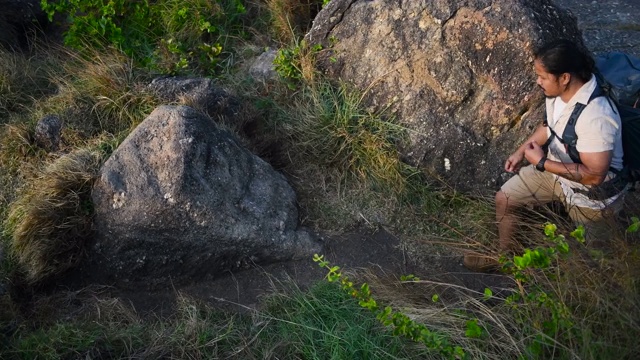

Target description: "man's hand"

left=523, top=141, right=545, bottom=166
left=504, top=149, right=525, bottom=173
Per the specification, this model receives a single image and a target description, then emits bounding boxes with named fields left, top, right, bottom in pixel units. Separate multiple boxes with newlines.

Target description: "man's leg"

left=464, top=165, right=561, bottom=272
left=496, top=165, right=563, bottom=250
left=495, top=190, right=519, bottom=251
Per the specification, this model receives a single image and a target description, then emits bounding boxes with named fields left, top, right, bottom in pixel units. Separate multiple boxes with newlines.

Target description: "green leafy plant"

left=274, top=41, right=322, bottom=89
left=313, top=254, right=467, bottom=359
left=627, top=216, right=640, bottom=233
left=500, top=222, right=580, bottom=357
left=40, top=0, right=247, bottom=74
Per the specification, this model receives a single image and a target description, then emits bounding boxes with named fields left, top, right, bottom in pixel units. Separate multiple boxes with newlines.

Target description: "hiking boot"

left=463, top=252, right=501, bottom=273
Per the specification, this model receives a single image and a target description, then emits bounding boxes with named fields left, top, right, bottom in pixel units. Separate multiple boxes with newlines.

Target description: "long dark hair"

left=534, top=39, right=595, bottom=83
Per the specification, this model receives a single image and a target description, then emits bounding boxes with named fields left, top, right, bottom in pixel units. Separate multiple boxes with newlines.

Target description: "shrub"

left=41, top=0, right=249, bottom=74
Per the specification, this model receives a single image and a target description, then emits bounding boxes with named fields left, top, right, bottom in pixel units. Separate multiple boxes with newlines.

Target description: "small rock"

left=34, top=114, right=62, bottom=152
left=249, top=49, right=279, bottom=82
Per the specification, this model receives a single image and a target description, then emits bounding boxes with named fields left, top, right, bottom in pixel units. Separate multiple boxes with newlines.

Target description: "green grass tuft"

left=278, top=81, right=412, bottom=192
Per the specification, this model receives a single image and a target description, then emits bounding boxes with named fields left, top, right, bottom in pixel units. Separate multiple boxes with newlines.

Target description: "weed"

left=274, top=40, right=322, bottom=88
left=257, top=280, right=431, bottom=359
left=278, top=81, right=411, bottom=191
left=314, top=254, right=468, bottom=359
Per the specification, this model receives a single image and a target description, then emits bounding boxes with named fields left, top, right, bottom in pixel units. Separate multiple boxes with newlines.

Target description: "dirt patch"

left=53, top=227, right=437, bottom=316
left=44, top=226, right=510, bottom=318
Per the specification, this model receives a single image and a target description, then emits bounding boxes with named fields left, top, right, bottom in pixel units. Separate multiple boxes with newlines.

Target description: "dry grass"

left=265, top=0, right=320, bottom=44
left=4, top=149, right=103, bottom=284
left=0, top=50, right=55, bottom=123
left=41, top=46, right=158, bottom=136
left=350, top=208, right=640, bottom=360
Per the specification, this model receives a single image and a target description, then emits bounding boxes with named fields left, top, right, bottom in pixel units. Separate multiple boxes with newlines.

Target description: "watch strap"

left=536, top=156, right=547, bottom=172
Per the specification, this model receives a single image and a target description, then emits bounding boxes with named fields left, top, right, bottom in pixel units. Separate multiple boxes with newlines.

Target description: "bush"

left=41, top=0, right=249, bottom=74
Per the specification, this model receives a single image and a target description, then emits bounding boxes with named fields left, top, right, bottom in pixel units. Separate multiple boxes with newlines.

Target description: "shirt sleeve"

left=575, top=103, right=620, bottom=153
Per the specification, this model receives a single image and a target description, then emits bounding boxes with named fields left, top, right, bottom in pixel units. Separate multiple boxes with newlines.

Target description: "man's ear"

left=559, top=72, right=571, bottom=86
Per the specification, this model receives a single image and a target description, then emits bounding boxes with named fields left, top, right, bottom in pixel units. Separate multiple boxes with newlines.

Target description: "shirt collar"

left=568, top=74, right=597, bottom=106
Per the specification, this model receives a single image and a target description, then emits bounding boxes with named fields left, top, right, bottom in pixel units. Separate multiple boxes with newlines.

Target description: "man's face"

left=534, top=59, right=564, bottom=98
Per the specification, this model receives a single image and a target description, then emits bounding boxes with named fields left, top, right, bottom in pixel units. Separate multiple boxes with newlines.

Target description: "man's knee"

left=495, top=190, right=517, bottom=211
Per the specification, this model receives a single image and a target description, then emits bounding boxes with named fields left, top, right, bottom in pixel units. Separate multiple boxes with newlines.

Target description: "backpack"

left=544, top=52, right=640, bottom=186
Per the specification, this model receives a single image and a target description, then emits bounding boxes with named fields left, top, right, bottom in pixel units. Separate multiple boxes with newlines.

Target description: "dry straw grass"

left=4, top=149, right=103, bottom=284
left=0, top=50, right=55, bottom=122
left=47, top=46, right=157, bottom=135
left=265, top=0, right=319, bottom=44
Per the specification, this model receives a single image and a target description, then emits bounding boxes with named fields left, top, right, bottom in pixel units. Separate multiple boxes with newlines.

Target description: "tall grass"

left=31, top=45, right=157, bottom=136
left=265, top=0, right=322, bottom=44
left=326, top=219, right=640, bottom=359
left=278, top=82, right=411, bottom=192
left=1, top=282, right=430, bottom=359
left=0, top=50, right=55, bottom=123
left=3, top=149, right=103, bottom=284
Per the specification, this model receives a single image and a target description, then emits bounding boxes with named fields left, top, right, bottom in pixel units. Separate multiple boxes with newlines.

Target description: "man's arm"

left=524, top=141, right=612, bottom=185
left=505, top=125, right=549, bottom=173
left=544, top=151, right=612, bottom=185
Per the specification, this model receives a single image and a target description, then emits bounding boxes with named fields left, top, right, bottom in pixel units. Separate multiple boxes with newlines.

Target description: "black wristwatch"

left=536, top=156, right=547, bottom=172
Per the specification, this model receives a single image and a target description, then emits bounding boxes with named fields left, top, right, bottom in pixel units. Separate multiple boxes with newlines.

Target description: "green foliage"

left=483, top=288, right=493, bottom=300
left=313, top=254, right=467, bottom=359
left=274, top=41, right=322, bottom=89
left=626, top=216, right=640, bottom=233
left=260, top=281, right=431, bottom=359
left=499, top=223, right=586, bottom=358
left=464, top=319, right=483, bottom=339
left=40, top=0, right=248, bottom=74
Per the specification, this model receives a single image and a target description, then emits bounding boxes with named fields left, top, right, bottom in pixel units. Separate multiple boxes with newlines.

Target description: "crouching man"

left=464, top=39, right=628, bottom=272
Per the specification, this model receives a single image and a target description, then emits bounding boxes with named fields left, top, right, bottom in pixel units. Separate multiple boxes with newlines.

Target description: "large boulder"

left=88, top=105, right=321, bottom=288
left=306, top=0, right=583, bottom=192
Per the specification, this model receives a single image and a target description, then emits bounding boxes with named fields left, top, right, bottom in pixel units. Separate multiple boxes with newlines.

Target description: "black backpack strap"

left=560, top=86, right=605, bottom=164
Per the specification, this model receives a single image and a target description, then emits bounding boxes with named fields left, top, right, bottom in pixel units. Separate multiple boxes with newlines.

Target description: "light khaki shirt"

left=545, top=75, right=624, bottom=209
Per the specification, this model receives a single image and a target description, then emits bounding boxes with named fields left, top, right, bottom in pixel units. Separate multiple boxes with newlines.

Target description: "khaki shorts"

left=500, top=165, right=624, bottom=244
